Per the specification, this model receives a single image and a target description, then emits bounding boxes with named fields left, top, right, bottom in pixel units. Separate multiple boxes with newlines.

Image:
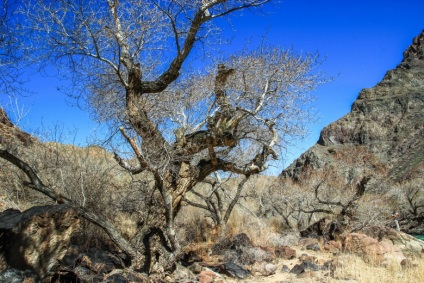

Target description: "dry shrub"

left=113, top=212, right=139, bottom=240
left=175, top=205, right=216, bottom=246
left=225, top=209, right=299, bottom=248
left=0, top=141, right=145, bottom=250
left=71, top=220, right=115, bottom=251
left=351, top=194, right=392, bottom=231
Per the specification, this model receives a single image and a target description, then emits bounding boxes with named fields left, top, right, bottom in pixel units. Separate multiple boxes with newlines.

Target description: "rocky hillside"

left=281, top=30, right=424, bottom=233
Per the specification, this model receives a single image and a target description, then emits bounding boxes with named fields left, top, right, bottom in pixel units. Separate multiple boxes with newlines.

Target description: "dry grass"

left=326, top=254, right=424, bottom=283
left=205, top=206, right=424, bottom=283
left=215, top=247, right=424, bottom=283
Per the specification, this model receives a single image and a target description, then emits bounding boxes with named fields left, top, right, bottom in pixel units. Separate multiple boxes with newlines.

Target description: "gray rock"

left=220, top=262, right=250, bottom=279
left=290, top=264, right=305, bottom=275
left=0, top=269, right=40, bottom=283
left=188, top=262, right=203, bottom=274
left=173, top=263, right=196, bottom=281
left=300, top=261, right=323, bottom=271
left=306, top=243, right=321, bottom=251
left=281, top=265, right=290, bottom=273
left=230, top=233, right=254, bottom=250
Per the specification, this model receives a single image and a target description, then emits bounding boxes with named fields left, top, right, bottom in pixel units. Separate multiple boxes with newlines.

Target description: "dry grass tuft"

left=328, top=254, right=424, bottom=283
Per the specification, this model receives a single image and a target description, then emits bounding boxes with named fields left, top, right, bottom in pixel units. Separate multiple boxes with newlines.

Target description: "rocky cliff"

left=281, top=30, right=424, bottom=233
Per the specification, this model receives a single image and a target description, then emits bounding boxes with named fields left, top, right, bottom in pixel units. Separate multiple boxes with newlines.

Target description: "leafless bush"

left=261, top=147, right=392, bottom=234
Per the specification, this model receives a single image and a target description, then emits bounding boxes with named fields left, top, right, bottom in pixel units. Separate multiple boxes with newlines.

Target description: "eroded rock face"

left=0, top=108, right=36, bottom=147
left=0, top=205, right=80, bottom=279
left=281, top=30, right=424, bottom=233
left=284, top=30, right=424, bottom=179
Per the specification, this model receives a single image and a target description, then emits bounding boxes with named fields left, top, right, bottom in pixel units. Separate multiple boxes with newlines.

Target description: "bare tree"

left=403, top=180, right=424, bottom=220
left=1, top=0, right=329, bottom=272
left=262, top=147, right=393, bottom=237
left=394, top=179, right=424, bottom=231
left=182, top=172, right=250, bottom=237
left=258, top=178, right=304, bottom=230
left=261, top=168, right=373, bottom=240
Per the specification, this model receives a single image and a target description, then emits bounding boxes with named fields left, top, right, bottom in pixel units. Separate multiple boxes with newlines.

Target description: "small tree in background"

left=261, top=146, right=393, bottom=238
left=182, top=172, right=250, bottom=238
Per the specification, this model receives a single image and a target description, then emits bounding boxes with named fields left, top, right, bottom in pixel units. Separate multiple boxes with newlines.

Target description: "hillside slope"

left=281, top=30, right=424, bottom=233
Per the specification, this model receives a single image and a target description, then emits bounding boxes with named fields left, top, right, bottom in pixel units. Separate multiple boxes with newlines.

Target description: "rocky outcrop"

left=0, top=108, right=36, bottom=147
left=281, top=30, right=424, bottom=233
left=343, top=228, right=424, bottom=265
left=344, top=232, right=406, bottom=265
left=283, top=29, right=424, bottom=180
left=0, top=205, right=80, bottom=279
left=359, top=226, right=424, bottom=257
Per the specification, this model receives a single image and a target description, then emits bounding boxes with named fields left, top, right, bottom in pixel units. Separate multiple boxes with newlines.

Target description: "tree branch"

left=113, top=152, right=144, bottom=174
left=223, top=175, right=249, bottom=223
left=140, top=8, right=210, bottom=94
left=0, top=148, right=71, bottom=204
left=118, top=127, right=151, bottom=172
left=0, top=147, right=138, bottom=259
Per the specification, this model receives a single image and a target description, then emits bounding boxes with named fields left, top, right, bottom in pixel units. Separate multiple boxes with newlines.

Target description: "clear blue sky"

left=1, top=0, right=423, bottom=170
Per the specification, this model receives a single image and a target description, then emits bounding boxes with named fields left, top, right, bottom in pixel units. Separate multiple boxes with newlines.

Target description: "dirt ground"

left=204, top=246, right=423, bottom=283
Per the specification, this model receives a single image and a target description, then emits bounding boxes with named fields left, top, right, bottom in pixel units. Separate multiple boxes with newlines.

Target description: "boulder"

left=198, top=269, right=220, bottom=283
left=299, top=260, right=324, bottom=271
left=0, top=205, right=80, bottom=279
left=289, top=264, right=305, bottom=275
left=230, top=233, right=253, bottom=250
left=360, top=226, right=424, bottom=257
left=324, top=240, right=342, bottom=253
left=211, top=238, right=231, bottom=255
left=298, top=253, right=316, bottom=262
left=173, top=263, right=196, bottom=282
left=219, top=262, right=250, bottom=279
left=249, top=262, right=277, bottom=276
left=344, top=232, right=406, bottom=264
left=299, top=237, right=319, bottom=247
left=265, top=232, right=300, bottom=247
left=306, top=243, right=321, bottom=251
left=238, top=246, right=274, bottom=265
left=188, top=262, right=203, bottom=274
left=274, top=246, right=296, bottom=259
left=216, top=233, right=272, bottom=265
left=281, top=265, right=290, bottom=273
left=291, top=260, right=325, bottom=274
left=211, top=233, right=253, bottom=254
